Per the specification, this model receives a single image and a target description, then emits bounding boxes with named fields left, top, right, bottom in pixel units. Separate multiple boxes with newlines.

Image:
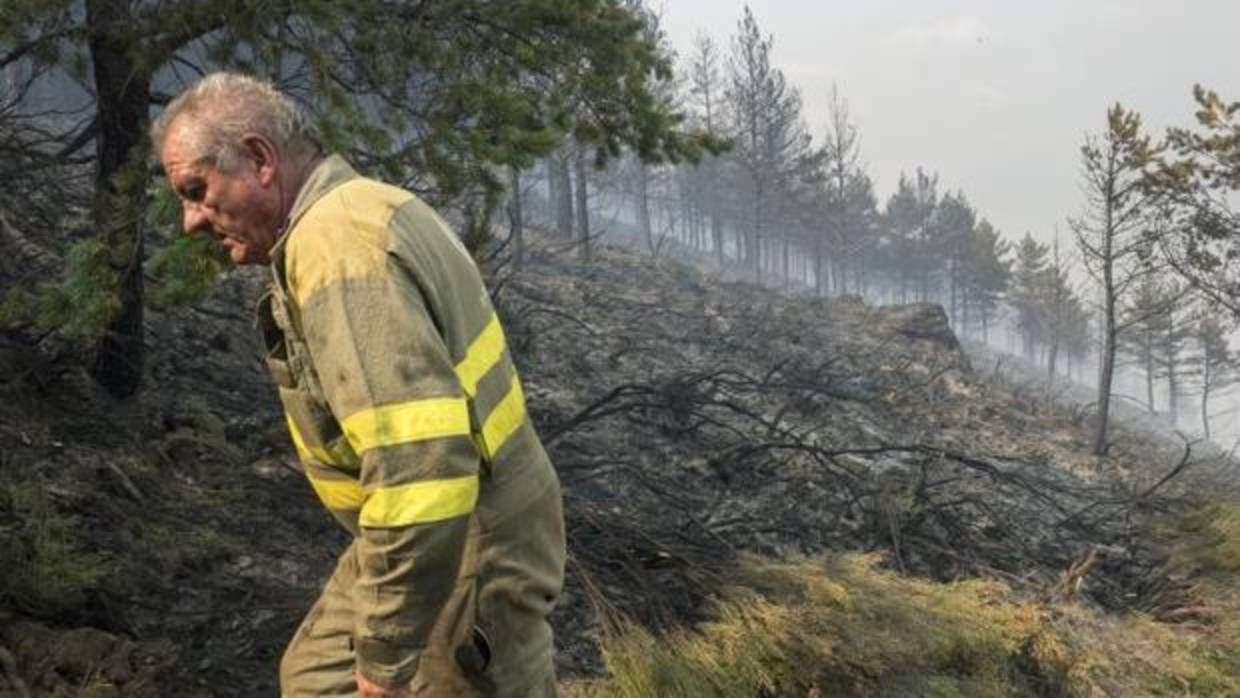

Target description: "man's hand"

left=356, top=671, right=414, bottom=698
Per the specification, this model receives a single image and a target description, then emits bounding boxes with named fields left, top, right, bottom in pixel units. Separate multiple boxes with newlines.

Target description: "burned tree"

left=1071, top=104, right=1160, bottom=456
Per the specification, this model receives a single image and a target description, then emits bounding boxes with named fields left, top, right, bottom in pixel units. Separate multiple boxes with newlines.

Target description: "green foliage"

left=6, top=0, right=717, bottom=393
left=48, top=238, right=122, bottom=337
left=1148, top=85, right=1240, bottom=316
left=882, top=169, right=941, bottom=297
left=0, top=237, right=123, bottom=340
left=270, top=0, right=716, bottom=207
left=146, top=185, right=230, bottom=309
left=1158, top=501, right=1240, bottom=585
left=0, top=238, right=122, bottom=342
left=1010, top=233, right=1050, bottom=357
left=0, top=154, right=149, bottom=353
left=722, top=5, right=812, bottom=277
left=962, top=220, right=1011, bottom=311
left=1072, top=103, right=1160, bottom=286
left=147, top=235, right=231, bottom=309
left=0, top=479, right=113, bottom=618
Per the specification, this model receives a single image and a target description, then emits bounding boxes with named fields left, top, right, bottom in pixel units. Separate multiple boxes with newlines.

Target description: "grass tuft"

left=566, top=543, right=1240, bottom=698
left=0, top=480, right=113, bottom=618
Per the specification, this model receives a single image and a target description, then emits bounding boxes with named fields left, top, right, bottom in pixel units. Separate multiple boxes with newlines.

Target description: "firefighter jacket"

left=257, top=155, right=566, bottom=689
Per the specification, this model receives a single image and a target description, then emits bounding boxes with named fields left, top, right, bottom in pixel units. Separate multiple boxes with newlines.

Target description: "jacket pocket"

left=258, top=292, right=297, bottom=389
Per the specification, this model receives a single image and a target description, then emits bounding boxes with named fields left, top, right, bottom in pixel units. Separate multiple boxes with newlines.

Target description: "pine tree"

left=840, top=172, right=880, bottom=297
left=1, top=0, right=716, bottom=397
left=684, top=31, right=728, bottom=268
left=935, top=191, right=978, bottom=328
left=1042, top=235, right=1081, bottom=382
left=1150, top=86, right=1240, bottom=314
left=1071, top=104, right=1161, bottom=455
left=960, top=219, right=1011, bottom=343
left=820, top=84, right=865, bottom=296
left=1152, top=283, right=1194, bottom=424
left=724, top=5, right=809, bottom=284
left=1062, top=292, right=1093, bottom=383
left=1010, top=233, right=1050, bottom=361
left=1119, top=277, right=1172, bottom=412
left=1189, top=314, right=1237, bottom=440
left=882, top=170, right=938, bottom=302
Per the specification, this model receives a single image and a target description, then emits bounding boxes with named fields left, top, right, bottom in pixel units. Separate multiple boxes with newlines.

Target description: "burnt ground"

left=1, top=231, right=1235, bottom=696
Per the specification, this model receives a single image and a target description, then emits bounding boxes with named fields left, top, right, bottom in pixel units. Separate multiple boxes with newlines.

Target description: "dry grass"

left=1152, top=501, right=1240, bottom=687
left=564, top=506, right=1240, bottom=698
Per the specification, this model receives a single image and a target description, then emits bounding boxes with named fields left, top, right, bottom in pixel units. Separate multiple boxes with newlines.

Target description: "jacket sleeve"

left=291, top=246, right=480, bottom=687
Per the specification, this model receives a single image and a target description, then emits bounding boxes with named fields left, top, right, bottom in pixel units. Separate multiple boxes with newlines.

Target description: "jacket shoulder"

left=284, top=178, right=414, bottom=304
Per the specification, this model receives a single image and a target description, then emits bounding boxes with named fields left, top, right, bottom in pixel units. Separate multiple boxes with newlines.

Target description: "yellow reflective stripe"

left=359, top=475, right=479, bottom=527
left=455, top=313, right=505, bottom=397
left=287, top=414, right=313, bottom=461
left=286, top=415, right=356, bottom=468
left=479, top=375, right=527, bottom=459
left=306, top=473, right=365, bottom=510
left=287, top=414, right=331, bottom=464
left=341, top=397, right=471, bottom=453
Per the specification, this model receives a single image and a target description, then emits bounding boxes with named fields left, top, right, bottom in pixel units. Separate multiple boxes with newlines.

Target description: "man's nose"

left=182, top=202, right=210, bottom=235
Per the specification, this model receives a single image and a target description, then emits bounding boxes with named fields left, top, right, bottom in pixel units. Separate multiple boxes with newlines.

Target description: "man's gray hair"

left=151, top=72, right=319, bottom=171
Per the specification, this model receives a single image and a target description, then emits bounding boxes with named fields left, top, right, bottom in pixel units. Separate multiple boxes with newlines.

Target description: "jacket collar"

left=270, top=154, right=358, bottom=258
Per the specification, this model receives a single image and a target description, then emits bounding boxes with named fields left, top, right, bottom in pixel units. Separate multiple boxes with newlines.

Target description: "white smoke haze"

left=663, top=0, right=1240, bottom=248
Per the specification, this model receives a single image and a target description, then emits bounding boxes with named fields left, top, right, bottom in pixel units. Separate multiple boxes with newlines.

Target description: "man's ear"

left=241, top=133, right=279, bottom=186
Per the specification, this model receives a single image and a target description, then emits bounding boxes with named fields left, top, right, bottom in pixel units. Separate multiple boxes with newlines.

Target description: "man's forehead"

left=161, top=154, right=204, bottom=185
left=161, top=142, right=210, bottom=182
left=159, top=118, right=205, bottom=166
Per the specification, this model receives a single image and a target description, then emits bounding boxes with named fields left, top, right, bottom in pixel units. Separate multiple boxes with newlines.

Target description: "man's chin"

left=228, top=245, right=271, bottom=266
left=227, top=244, right=253, bottom=265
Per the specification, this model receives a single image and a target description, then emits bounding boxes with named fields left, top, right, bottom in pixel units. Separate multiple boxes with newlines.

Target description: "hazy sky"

left=662, top=1, right=1240, bottom=246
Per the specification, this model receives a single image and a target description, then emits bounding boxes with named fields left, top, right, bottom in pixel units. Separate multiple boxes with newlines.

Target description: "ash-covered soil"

left=0, top=232, right=1231, bottom=696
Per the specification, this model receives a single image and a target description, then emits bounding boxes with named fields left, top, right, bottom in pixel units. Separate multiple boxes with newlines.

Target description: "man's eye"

left=177, top=182, right=205, bottom=203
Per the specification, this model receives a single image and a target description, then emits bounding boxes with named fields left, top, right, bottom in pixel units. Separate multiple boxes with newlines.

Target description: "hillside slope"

left=0, top=232, right=1235, bottom=696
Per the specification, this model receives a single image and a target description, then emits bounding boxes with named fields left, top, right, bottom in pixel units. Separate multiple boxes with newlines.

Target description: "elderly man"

left=153, top=72, right=565, bottom=698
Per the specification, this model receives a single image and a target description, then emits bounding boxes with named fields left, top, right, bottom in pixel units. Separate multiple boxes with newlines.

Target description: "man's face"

left=160, top=121, right=282, bottom=266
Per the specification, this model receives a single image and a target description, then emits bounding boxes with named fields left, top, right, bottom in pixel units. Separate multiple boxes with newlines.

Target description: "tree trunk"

left=681, top=177, right=695, bottom=253
left=813, top=238, right=824, bottom=297
left=1094, top=328, right=1116, bottom=455
left=88, top=0, right=152, bottom=399
left=751, top=179, right=763, bottom=283
left=556, top=153, right=573, bottom=239
left=1093, top=247, right=1117, bottom=456
left=508, top=165, right=524, bottom=270
left=544, top=156, right=559, bottom=224
left=1201, top=370, right=1211, bottom=440
left=782, top=237, right=789, bottom=289
left=574, top=147, right=590, bottom=263
left=712, top=214, right=724, bottom=269
left=635, top=160, right=652, bottom=254
left=1167, top=362, right=1179, bottom=425
left=1145, top=353, right=1155, bottom=413
left=949, top=262, right=958, bottom=328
